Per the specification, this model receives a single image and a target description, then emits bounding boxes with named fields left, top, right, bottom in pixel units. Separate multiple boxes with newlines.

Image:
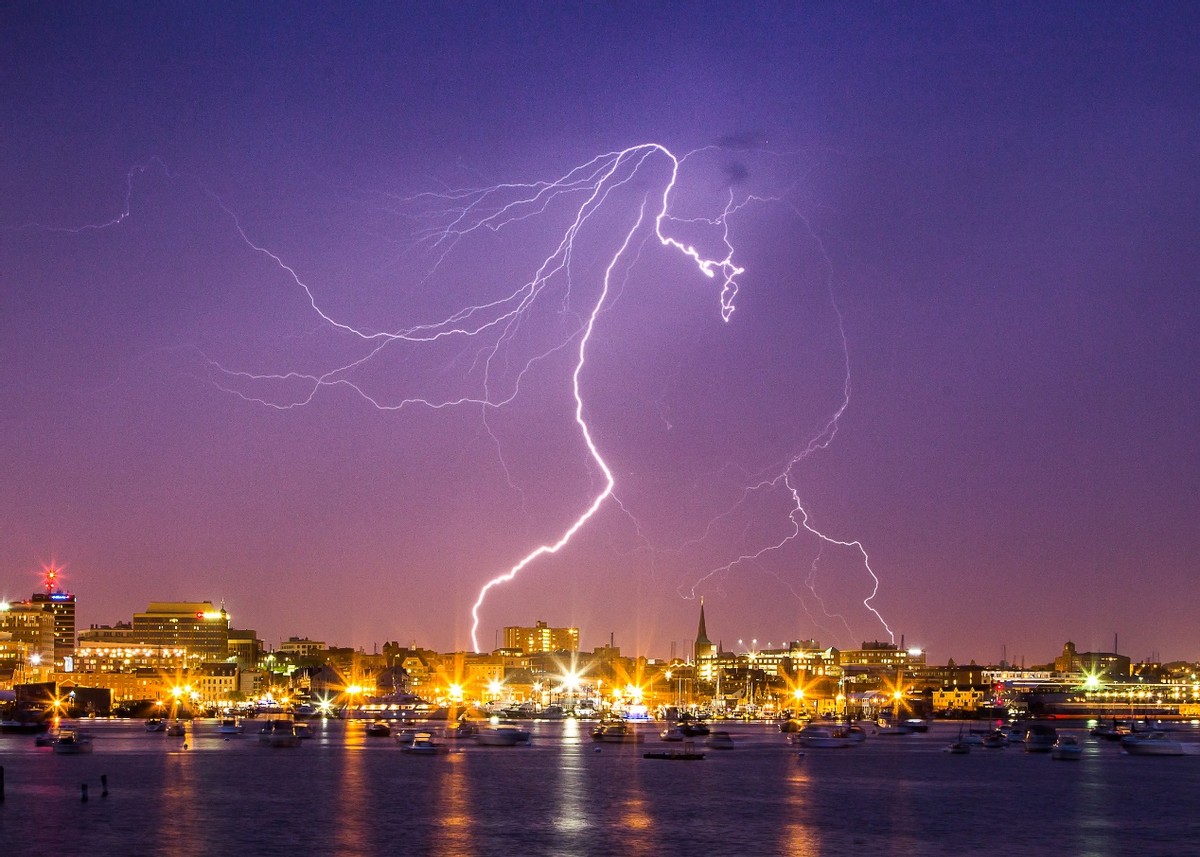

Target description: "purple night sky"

left=2, top=4, right=1197, bottom=664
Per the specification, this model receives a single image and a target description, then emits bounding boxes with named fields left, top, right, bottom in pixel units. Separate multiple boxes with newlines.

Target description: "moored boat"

left=981, top=730, right=1008, bottom=749
left=258, top=719, right=301, bottom=748
left=1052, top=735, right=1083, bottom=760
left=443, top=720, right=478, bottom=740
left=592, top=721, right=644, bottom=744
left=1121, top=731, right=1185, bottom=756
left=365, top=720, right=391, bottom=737
left=946, top=739, right=971, bottom=754
left=1024, top=723, right=1058, bottom=753
left=52, top=729, right=93, bottom=754
left=166, top=721, right=187, bottom=737
left=400, top=731, right=450, bottom=755
left=475, top=722, right=531, bottom=746
left=796, top=726, right=850, bottom=749
left=216, top=717, right=243, bottom=736
left=1090, top=720, right=1130, bottom=742
left=679, top=720, right=711, bottom=737
left=875, top=719, right=913, bottom=736
left=146, top=718, right=166, bottom=733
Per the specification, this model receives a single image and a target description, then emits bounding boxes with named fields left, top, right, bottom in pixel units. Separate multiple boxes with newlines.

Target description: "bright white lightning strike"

left=201, top=142, right=749, bottom=650
left=18, top=142, right=896, bottom=652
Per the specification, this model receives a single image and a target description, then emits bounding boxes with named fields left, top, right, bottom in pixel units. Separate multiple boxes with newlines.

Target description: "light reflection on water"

left=335, top=724, right=369, bottom=857
left=781, top=751, right=820, bottom=855
left=435, top=751, right=473, bottom=856
left=158, top=749, right=199, bottom=856
left=3, top=720, right=1200, bottom=856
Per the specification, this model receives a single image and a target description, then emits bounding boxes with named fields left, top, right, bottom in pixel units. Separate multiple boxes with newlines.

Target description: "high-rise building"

left=31, top=564, right=76, bottom=666
left=0, top=601, right=55, bottom=669
left=504, top=620, right=579, bottom=654
left=132, top=602, right=230, bottom=661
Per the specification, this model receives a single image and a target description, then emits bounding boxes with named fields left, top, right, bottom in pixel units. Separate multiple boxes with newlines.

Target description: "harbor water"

left=2, top=718, right=1199, bottom=856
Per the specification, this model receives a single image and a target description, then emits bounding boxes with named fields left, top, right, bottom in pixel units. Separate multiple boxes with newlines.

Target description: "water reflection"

left=614, top=792, right=656, bottom=856
left=159, top=745, right=199, bottom=856
left=780, top=756, right=820, bottom=855
left=433, top=752, right=474, bottom=856
left=334, top=725, right=369, bottom=855
left=555, top=740, right=589, bottom=839
left=1074, top=749, right=1113, bottom=855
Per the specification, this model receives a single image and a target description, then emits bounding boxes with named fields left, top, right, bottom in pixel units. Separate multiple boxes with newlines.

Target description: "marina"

left=4, top=717, right=1200, bottom=854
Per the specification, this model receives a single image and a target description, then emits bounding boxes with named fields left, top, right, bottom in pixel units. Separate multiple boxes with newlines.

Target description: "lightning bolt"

left=198, top=143, right=749, bottom=650
left=15, top=142, right=895, bottom=651
left=675, top=214, right=896, bottom=645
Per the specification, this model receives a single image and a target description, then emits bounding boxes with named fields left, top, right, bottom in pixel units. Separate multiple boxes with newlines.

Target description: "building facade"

left=0, top=601, right=55, bottom=671
left=504, top=621, right=579, bottom=655
left=132, top=602, right=231, bottom=661
left=31, top=573, right=75, bottom=667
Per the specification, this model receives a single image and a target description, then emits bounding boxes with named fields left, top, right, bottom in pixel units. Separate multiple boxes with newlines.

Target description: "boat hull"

left=1121, top=733, right=1185, bottom=756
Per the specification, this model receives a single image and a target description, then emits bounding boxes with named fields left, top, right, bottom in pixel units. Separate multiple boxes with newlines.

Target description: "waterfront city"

left=6, top=565, right=1200, bottom=857
left=3, top=565, right=1198, bottom=725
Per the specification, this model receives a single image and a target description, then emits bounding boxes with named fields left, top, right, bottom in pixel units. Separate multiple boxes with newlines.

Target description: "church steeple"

left=696, top=596, right=711, bottom=646
left=694, top=596, right=715, bottom=662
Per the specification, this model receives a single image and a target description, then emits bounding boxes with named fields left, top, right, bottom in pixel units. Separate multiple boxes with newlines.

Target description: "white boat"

left=258, top=719, right=301, bottom=748
left=393, top=727, right=420, bottom=745
left=400, top=731, right=449, bottom=755
left=660, top=725, right=689, bottom=742
left=474, top=722, right=532, bottom=746
left=1121, top=731, right=1185, bottom=756
left=216, top=717, right=243, bottom=736
left=1024, top=723, right=1058, bottom=753
left=797, top=726, right=850, bottom=749
left=52, top=729, right=94, bottom=754
left=1052, top=735, right=1083, bottom=760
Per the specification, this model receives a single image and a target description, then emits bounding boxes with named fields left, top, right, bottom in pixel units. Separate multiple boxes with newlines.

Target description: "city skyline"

left=0, top=564, right=1187, bottom=670
left=3, top=5, right=1197, bottom=663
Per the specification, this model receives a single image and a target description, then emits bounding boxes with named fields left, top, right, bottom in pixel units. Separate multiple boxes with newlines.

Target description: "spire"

left=696, top=596, right=711, bottom=646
